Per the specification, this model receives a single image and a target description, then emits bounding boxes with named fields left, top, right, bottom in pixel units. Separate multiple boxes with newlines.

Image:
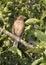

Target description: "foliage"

left=0, top=0, right=46, bottom=65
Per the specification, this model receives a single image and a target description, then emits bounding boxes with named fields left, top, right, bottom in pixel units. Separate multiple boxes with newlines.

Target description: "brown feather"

left=12, top=15, right=25, bottom=47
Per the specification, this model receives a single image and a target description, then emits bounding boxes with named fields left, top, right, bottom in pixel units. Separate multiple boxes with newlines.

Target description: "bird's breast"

left=14, top=20, right=25, bottom=36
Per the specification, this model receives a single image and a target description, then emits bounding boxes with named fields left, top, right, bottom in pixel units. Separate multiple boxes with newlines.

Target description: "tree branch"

left=0, top=27, right=34, bottom=49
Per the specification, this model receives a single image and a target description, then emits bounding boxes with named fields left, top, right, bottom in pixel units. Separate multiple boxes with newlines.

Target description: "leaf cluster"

left=0, top=0, right=46, bottom=65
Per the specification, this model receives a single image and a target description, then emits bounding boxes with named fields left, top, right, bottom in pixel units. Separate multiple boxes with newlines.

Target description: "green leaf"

left=3, top=7, right=8, bottom=12
left=43, top=0, right=46, bottom=5
left=0, top=34, right=7, bottom=41
left=0, top=47, right=3, bottom=54
left=31, top=57, right=43, bottom=65
left=34, top=30, right=46, bottom=42
left=40, top=11, right=46, bottom=20
left=0, top=11, right=3, bottom=18
left=40, top=63, right=46, bottom=65
left=24, top=25, right=31, bottom=32
left=8, top=47, right=22, bottom=58
left=25, top=18, right=40, bottom=25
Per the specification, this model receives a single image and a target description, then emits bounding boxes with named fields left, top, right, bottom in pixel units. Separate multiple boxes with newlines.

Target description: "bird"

left=12, top=15, right=26, bottom=47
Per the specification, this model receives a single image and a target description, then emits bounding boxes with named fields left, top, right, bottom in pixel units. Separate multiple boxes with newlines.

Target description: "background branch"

left=0, top=27, right=34, bottom=49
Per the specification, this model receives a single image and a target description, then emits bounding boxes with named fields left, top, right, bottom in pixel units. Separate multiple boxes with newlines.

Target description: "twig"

left=0, top=27, right=34, bottom=49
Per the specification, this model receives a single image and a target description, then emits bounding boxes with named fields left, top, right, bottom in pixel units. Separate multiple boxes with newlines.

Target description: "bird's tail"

left=13, top=40, right=18, bottom=48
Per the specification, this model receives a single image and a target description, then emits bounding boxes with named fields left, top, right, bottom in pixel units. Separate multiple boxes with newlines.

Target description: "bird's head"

left=17, top=15, right=26, bottom=21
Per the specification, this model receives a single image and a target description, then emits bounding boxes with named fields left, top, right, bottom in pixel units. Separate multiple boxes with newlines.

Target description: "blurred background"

left=0, top=0, right=46, bottom=65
